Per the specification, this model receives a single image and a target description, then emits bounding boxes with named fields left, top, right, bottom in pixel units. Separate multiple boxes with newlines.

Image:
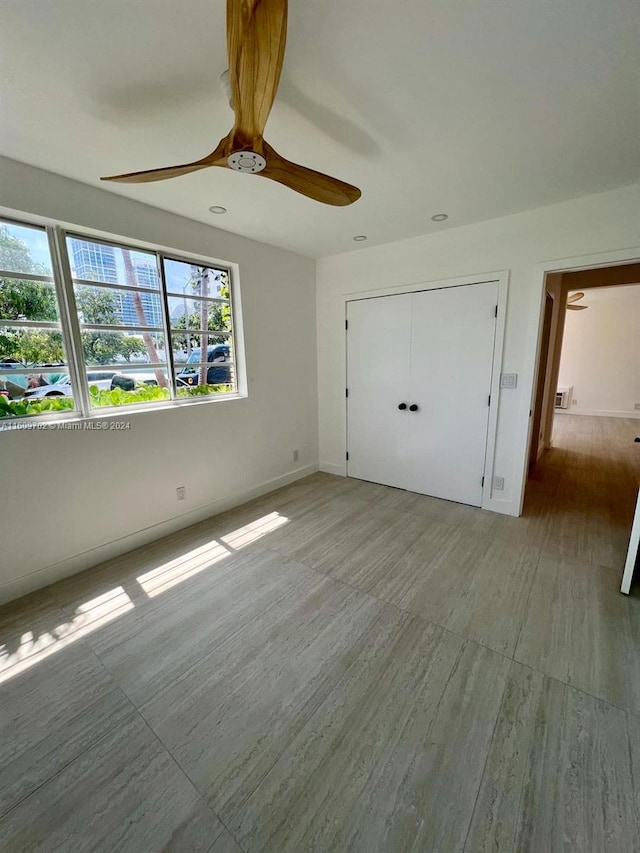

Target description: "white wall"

left=0, top=156, right=318, bottom=603
left=316, top=183, right=640, bottom=516
left=558, top=284, right=640, bottom=418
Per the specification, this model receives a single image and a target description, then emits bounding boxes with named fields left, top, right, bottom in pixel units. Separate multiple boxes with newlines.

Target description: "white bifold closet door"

left=347, top=282, right=498, bottom=507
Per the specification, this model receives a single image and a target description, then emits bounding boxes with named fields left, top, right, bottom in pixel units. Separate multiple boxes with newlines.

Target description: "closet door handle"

left=409, top=404, right=419, bottom=412
left=398, top=403, right=407, bottom=410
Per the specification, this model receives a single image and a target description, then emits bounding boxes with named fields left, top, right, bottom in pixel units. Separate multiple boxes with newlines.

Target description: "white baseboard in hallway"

left=555, top=408, right=640, bottom=418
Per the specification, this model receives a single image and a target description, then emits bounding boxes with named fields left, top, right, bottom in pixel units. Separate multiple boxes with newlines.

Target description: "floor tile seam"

left=0, top=648, right=139, bottom=822
left=535, top=542, right=632, bottom=566
left=262, top=547, right=393, bottom=611
left=204, top=833, right=247, bottom=853
left=510, top=654, right=637, bottom=716
left=134, top=709, right=249, bottom=853
left=460, top=653, right=515, bottom=853
left=314, top=561, right=520, bottom=666
left=511, top=546, right=545, bottom=662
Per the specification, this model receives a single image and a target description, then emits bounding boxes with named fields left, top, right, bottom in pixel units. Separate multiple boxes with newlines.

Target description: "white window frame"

left=0, top=214, right=247, bottom=426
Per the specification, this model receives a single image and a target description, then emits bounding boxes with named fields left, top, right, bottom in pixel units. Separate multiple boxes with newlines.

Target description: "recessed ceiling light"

left=353, top=235, right=367, bottom=242
left=431, top=213, right=448, bottom=222
left=209, top=205, right=227, bottom=214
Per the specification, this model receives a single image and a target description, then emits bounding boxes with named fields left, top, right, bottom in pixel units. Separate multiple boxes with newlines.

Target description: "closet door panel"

left=407, top=283, right=497, bottom=505
left=346, top=294, right=412, bottom=488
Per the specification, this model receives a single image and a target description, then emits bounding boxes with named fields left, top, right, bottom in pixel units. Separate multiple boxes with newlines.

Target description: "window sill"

left=0, top=391, right=248, bottom=431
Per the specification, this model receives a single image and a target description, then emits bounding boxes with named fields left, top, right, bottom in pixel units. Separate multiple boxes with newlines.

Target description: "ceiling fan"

left=567, top=292, right=589, bottom=311
left=101, top=0, right=361, bottom=206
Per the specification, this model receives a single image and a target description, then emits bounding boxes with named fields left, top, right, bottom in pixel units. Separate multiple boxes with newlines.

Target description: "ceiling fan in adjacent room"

left=101, top=0, right=361, bottom=206
left=567, top=291, right=589, bottom=311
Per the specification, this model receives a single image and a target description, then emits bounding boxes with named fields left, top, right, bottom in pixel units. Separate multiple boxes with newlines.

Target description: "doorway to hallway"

left=526, top=262, right=640, bottom=588
left=523, top=414, right=640, bottom=581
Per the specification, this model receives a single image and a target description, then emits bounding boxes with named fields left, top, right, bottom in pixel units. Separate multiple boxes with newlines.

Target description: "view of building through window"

left=0, top=218, right=237, bottom=420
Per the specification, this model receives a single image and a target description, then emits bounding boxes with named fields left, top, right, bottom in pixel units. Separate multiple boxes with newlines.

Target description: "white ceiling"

left=1, top=0, right=639, bottom=258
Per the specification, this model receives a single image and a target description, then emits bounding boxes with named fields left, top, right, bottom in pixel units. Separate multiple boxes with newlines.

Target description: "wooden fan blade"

left=227, top=0, right=287, bottom=147
left=259, top=141, right=361, bottom=206
left=101, top=162, right=212, bottom=184
left=567, top=291, right=585, bottom=304
left=567, top=304, right=588, bottom=310
left=101, top=139, right=230, bottom=184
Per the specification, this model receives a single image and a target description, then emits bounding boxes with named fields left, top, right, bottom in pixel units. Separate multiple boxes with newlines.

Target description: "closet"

left=346, top=281, right=498, bottom=506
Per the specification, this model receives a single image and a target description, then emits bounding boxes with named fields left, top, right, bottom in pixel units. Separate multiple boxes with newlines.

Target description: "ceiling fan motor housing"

left=227, top=151, right=267, bottom=173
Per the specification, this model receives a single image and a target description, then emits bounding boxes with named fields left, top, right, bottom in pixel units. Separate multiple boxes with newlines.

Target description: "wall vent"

left=555, top=386, right=573, bottom=409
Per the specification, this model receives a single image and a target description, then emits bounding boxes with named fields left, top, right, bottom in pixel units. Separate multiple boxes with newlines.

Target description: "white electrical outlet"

left=572, top=399, right=577, bottom=406
left=493, top=476, right=505, bottom=491
left=634, top=403, right=640, bottom=411
left=293, top=449, right=299, bottom=462
left=176, top=486, right=186, bottom=501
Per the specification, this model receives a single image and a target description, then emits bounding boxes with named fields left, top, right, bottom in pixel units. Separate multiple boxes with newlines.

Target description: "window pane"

left=81, top=330, right=165, bottom=367
left=1, top=220, right=60, bottom=330
left=172, top=336, right=232, bottom=365
left=89, top=367, right=171, bottom=409
left=167, top=295, right=231, bottom=336
left=163, top=258, right=229, bottom=300
left=0, top=221, right=53, bottom=276
left=0, top=280, right=60, bottom=322
left=0, top=326, right=67, bottom=377
left=177, top=379, right=235, bottom=398
left=174, top=337, right=234, bottom=389
left=0, top=324, right=74, bottom=418
left=75, top=285, right=163, bottom=328
left=67, top=237, right=159, bottom=290
left=0, top=389, right=75, bottom=419
left=0, top=367, right=68, bottom=398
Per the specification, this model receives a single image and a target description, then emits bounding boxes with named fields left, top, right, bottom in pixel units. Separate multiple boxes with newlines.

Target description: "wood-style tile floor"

left=1, top=415, right=639, bottom=852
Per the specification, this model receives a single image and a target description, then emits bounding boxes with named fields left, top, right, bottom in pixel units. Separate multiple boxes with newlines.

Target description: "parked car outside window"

left=176, top=345, right=231, bottom=387
left=23, top=372, right=116, bottom=399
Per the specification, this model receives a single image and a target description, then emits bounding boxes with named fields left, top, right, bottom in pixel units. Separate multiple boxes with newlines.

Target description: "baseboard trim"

left=319, top=461, right=347, bottom=476
left=555, top=409, right=640, bottom=419
left=0, top=462, right=319, bottom=606
left=482, top=496, right=520, bottom=517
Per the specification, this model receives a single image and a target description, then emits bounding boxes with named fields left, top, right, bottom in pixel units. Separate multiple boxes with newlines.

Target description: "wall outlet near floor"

left=176, top=486, right=187, bottom=501
left=293, top=449, right=299, bottom=462
left=572, top=399, right=577, bottom=406
left=634, top=403, right=640, bottom=411
left=493, top=476, right=505, bottom=491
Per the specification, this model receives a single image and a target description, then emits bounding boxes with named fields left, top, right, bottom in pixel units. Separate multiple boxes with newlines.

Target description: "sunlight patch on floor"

left=0, top=512, right=290, bottom=681
left=0, top=587, right=134, bottom=684
left=137, top=512, right=289, bottom=597
left=137, top=541, right=232, bottom=597
left=219, top=512, right=289, bottom=549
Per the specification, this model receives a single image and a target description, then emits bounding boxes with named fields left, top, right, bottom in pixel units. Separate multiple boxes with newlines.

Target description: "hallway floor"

left=1, top=415, right=639, bottom=852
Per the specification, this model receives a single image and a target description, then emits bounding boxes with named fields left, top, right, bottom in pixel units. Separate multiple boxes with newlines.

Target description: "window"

left=0, top=220, right=76, bottom=418
left=0, top=217, right=239, bottom=421
left=164, top=257, right=235, bottom=397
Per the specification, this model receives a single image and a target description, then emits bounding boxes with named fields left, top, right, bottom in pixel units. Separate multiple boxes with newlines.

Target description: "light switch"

left=500, top=373, right=518, bottom=389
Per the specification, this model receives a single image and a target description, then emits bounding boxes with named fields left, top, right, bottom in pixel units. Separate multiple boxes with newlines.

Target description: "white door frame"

left=343, top=270, right=509, bottom=513
left=521, top=246, right=640, bottom=515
